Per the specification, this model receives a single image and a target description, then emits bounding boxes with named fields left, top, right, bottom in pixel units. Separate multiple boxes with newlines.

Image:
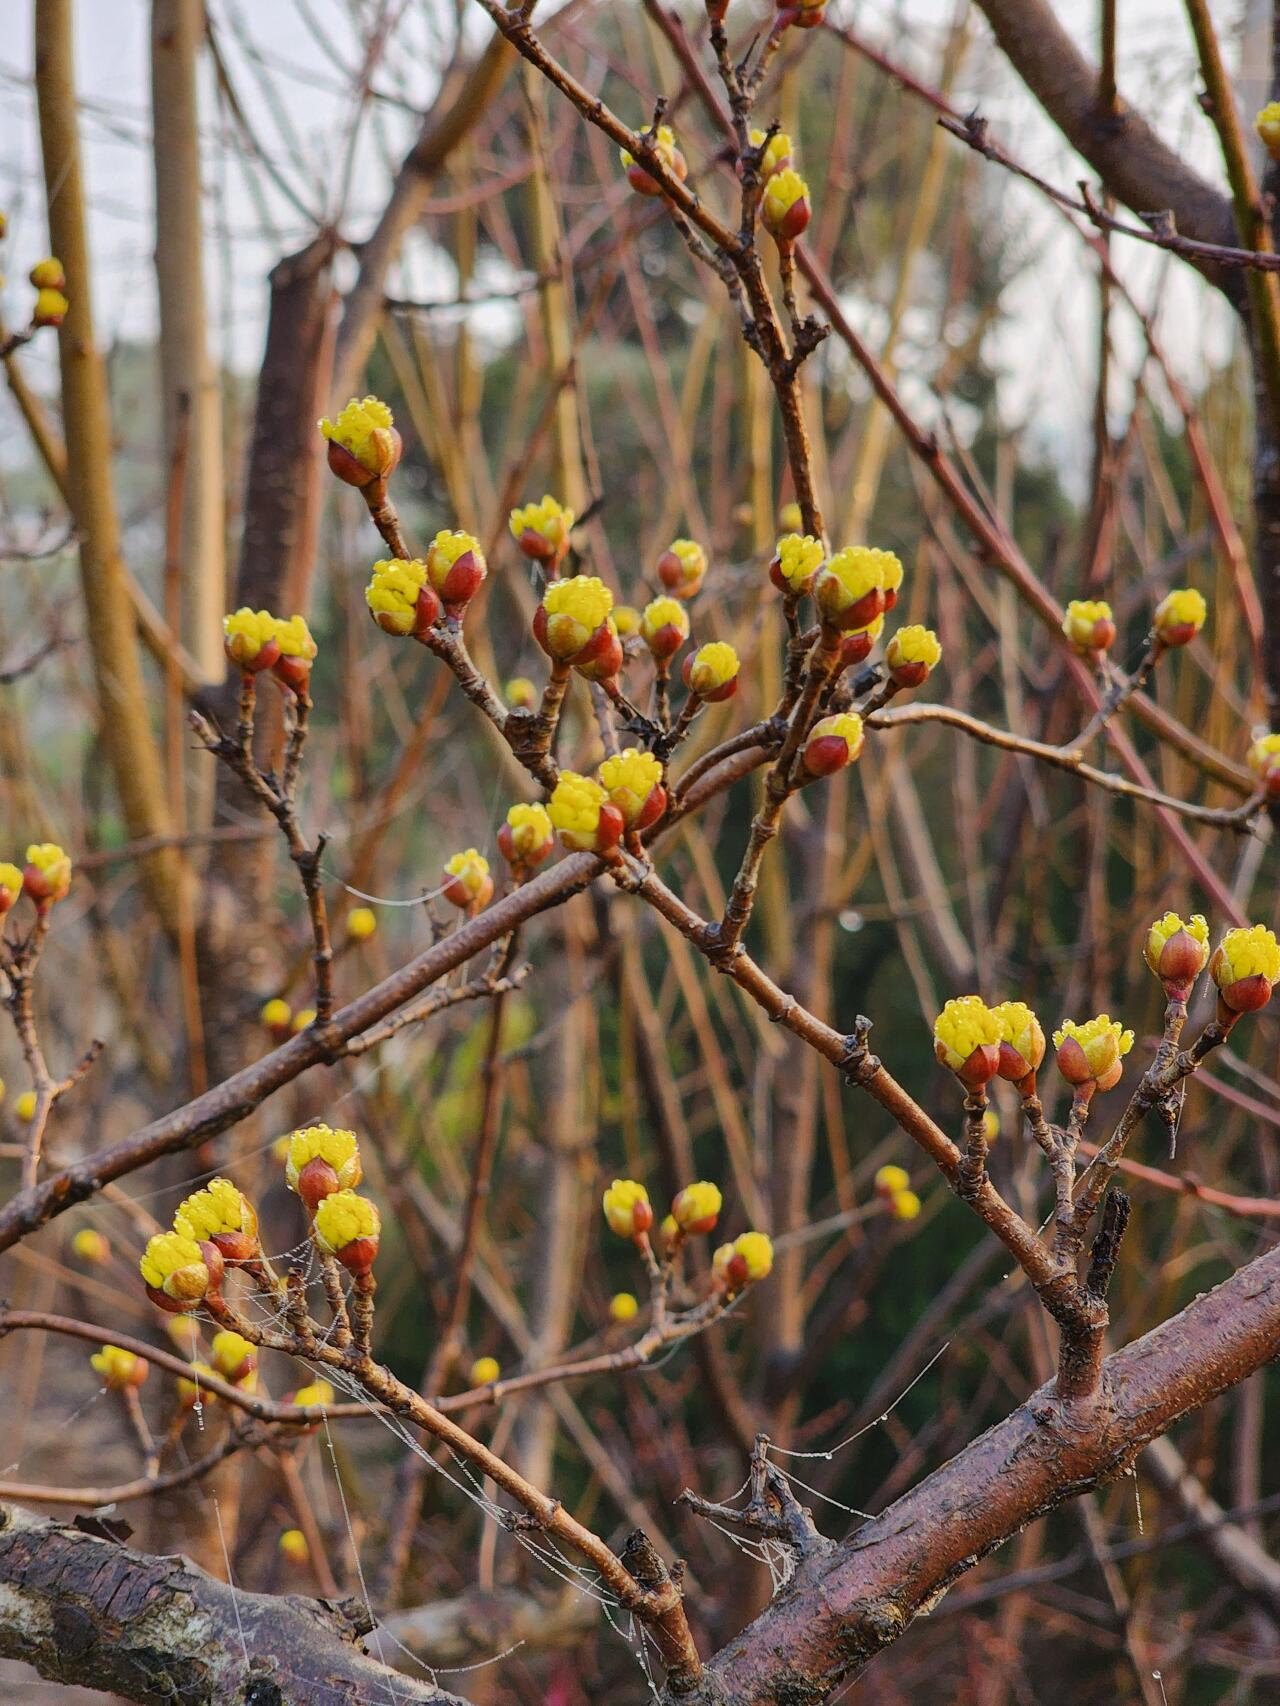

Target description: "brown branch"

left=688, top=1234, right=1280, bottom=1703
left=0, top=740, right=765, bottom=1257
left=0, top=1502, right=468, bottom=1706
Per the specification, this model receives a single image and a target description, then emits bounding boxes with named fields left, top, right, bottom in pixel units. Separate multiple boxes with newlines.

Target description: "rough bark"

left=679, top=1236, right=1280, bottom=1704
left=0, top=1502, right=468, bottom=1705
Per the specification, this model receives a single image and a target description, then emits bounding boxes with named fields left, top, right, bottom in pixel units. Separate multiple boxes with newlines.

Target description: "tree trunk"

left=34, top=0, right=185, bottom=933
left=151, top=0, right=226, bottom=693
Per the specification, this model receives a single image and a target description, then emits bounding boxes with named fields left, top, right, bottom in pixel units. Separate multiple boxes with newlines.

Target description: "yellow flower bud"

left=813, top=547, right=899, bottom=631
left=712, top=1230, right=774, bottom=1290
left=778, top=501, right=803, bottom=532
left=498, top=802, right=555, bottom=873
left=1053, top=1015, right=1134, bottom=1090
left=209, top=1330, right=257, bottom=1383
left=176, top=1361, right=217, bottom=1411
left=347, top=906, right=377, bottom=941
left=279, top=1529, right=310, bottom=1565
left=32, top=288, right=69, bottom=327
left=270, top=614, right=314, bottom=688
left=291, top=1008, right=317, bottom=1032
left=291, top=1379, right=335, bottom=1410
left=1143, top=912, right=1209, bottom=999
left=1258, top=101, right=1280, bottom=158
left=602, top=1178, right=653, bottom=1239
left=285, top=1124, right=362, bottom=1209
left=365, top=559, right=437, bottom=638
left=223, top=608, right=280, bottom=673
left=749, top=127, right=793, bottom=177
left=72, top=1227, right=110, bottom=1265
left=506, top=676, right=538, bottom=709
left=598, top=749, right=666, bottom=831
left=510, top=495, right=575, bottom=564
left=803, top=712, right=864, bottom=777
left=657, top=538, right=708, bottom=599
left=761, top=168, right=811, bottom=242
left=91, top=1344, right=147, bottom=1391
left=990, top=1000, right=1046, bottom=1086
left=166, top=1316, right=202, bottom=1355
left=140, top=1229, right=212, bottom=1309
left=609, top=1291, right=639, bottom=1323
left=177, top=1177, right=259, bottom=1261
left=29, top=257, right=66, bottom=291
left=889, top=1189, right=921, bottom=1221
left=24, top=842, right=72, bottom=908
left=769, top=532, right=824, bottom=596
left=1062, top=599, right=1115, bottom=655
left=640, top=597, right=690, bottom=663
left=683, top=641, right=740, bottom=701
left=537, top=575, right=615, bottom=663
left=442, top=848, right=494, bottom=910
left=1153, top=587, right=1206, bottom=647
left=620, top=124, right=688, bottom=195
left=874, top=1164, right=910, bottom=1196
left=671, top=1180, right=722, bottom=1235
left=261, top=997, right=291, bottom=1030
left=1209, top=924, right=1280, bottom=1015
left=426, top=530, right=487, bottom=612
left=0, top=861, right=22, bottom=914
left=613, top=604, right=641, bottom=638
left=548, top=772, right=625, bottom=855
left=313, top=1189, right=381, bottom=1273
left=885, top=625, right=941, bottom=688
left=933, top=996, right=1001, bottom=1087
left=14, top=1089, right=37, bottom=1121
left=318, top=395, right=400, bottom=485
left=470, top=1356, right=501, bottom=1386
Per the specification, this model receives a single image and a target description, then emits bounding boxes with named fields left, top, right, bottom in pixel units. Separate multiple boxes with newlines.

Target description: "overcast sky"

left=0, top=0, right=1264, bottom=491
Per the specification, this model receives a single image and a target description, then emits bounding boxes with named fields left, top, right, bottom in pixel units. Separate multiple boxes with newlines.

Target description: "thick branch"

left=0, top=1502, right=467, bottom=1705
left=684, top=1236, right=1280, bottom=1704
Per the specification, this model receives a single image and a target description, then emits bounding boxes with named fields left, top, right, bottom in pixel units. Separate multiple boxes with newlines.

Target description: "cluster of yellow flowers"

left=770, top=533, right=940, bottom=684
left=548, top=748, right=667, bottom=855
left=602, top=1177, right=774, bottom=1295
left=873, top=1164, right=921, bottom=1222
left=931, top=916, right=1279, bottom=1101
left=223, top=608, right=317, bottom=693
left=0, top=842, right=72, bottom=916
left=16, top=254, right=70, bottom=329
left=1061, top=587, right=1206, bottom=658
left=138, top=1175, right=260, bottom=1312
left=139, top=1128, right=383, bottom=1320
left=746, top=124, right=810, bottom=244
left=260, top=998, right=320, bottom=1037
